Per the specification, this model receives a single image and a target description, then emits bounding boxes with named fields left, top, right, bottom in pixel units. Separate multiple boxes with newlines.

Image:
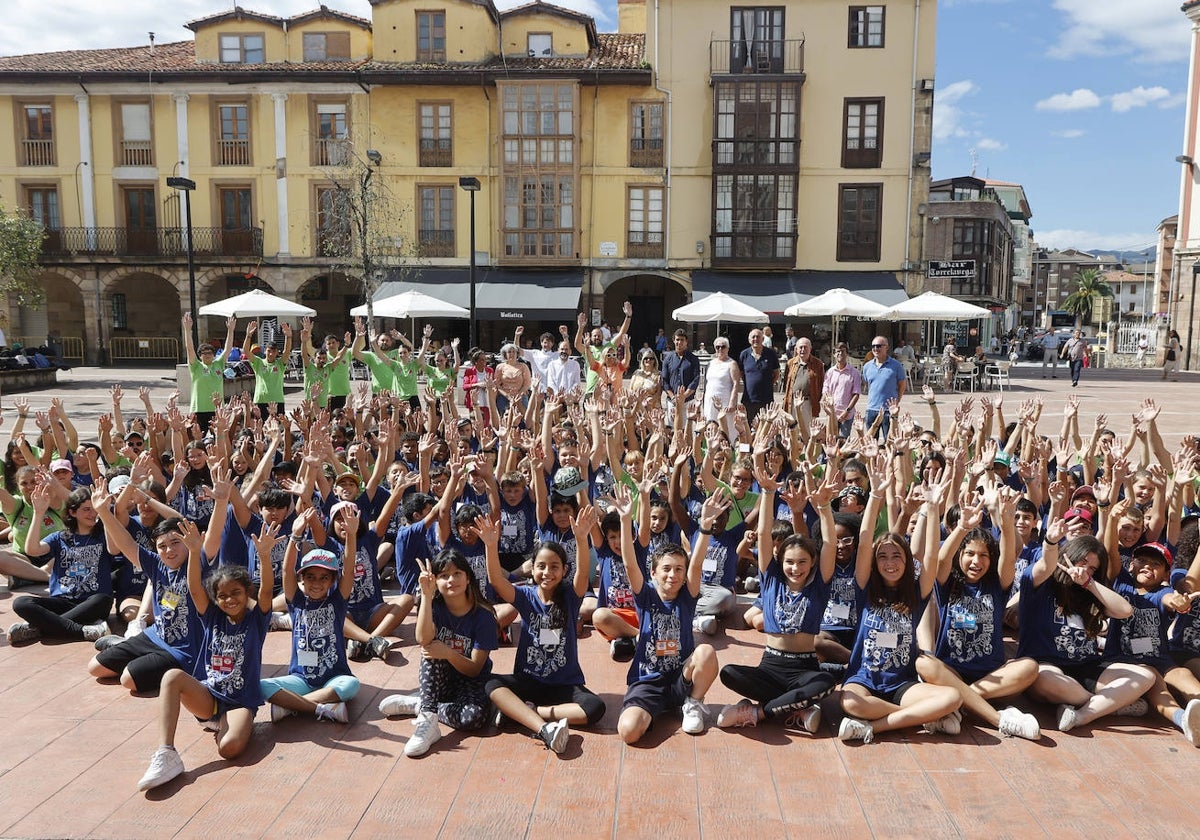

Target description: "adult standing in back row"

left=860, top=335, right=905, bottom=441
left=738, top=329, right=780, bottom=427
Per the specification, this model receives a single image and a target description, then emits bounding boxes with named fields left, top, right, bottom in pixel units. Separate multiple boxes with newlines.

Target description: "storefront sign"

left=927, top=260, right=977, bottom=279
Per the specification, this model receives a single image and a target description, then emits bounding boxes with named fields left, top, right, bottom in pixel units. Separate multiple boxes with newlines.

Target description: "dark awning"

left=691, top=270, right=908, bottom=313
left=375, top=268, right=583, bottom=321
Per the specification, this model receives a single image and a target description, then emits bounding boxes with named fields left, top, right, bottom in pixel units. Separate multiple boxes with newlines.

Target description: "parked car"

left=1025, top=329, right=1097, bottom=361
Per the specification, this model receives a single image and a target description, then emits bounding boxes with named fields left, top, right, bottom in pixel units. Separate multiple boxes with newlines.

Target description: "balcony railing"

left=121, top=140, right=153, bottom=166
left=40, top=226, right=263, bottom=258
left=22, top=138, right=55, bottom=166
left=630, top=139, right=663, bottom=168
left=626, top=236, right=664, bottom=259
left=216, top=138, right=251, bottom=166
left=710, top=38, right=805, bottom=77
left=419, top=139, right=452, bottom=167
left=418, top=229, right=455, bottom=257
left=314, top=137, right=350, bottom=166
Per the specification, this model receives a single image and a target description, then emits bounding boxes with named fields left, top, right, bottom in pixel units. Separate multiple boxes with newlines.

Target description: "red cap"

left=1062, top=507, right=1093, bottom=524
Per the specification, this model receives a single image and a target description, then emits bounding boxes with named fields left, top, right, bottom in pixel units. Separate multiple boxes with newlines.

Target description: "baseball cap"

left=1132, top=542, right=1173, bottom=567
left=1071, top=485, right=1096, bottom=502
left=993, top=451, right=1012, bottom=468
left=1062, top=507, right=1094, bottom=525
left=124, top=430, right=145, bottom=441
left=297, top=549, right=341, bottom=573
left=329, top=501, right=359, bottom=522
left=334, top=471, right=363, bottom=490
left=50, top=458, right=73, bottom=473
left=108, top=474, right=132, bottom=494
left=553, top=466, right=589, bottom=497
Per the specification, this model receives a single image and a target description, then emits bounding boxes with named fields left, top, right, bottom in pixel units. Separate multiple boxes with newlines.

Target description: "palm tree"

left=1061, top=267, right=1113, bottom=328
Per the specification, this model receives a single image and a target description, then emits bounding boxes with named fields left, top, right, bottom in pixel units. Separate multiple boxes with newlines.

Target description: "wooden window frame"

left=113, top=99, right=154, bottom=167
left=627, top=185, right=665, bottom=259
left=629, top=100, right=665, bottom=168
left=416, top=183, right=456, bottom=258
left=527, top=32, right=553, bottom=57
left=213, top=100, right=252, bottom=167
left=729, top=7, right=786, bottom=73
left=311, top=99, right=351, bottom=166
left=417, top=101, right=453, bottom=167
left=218, top=32, right=266, bottom=64
left=848, top=6, right=886, bottom=49
left=302, top=31, right=351, bottom=62
left=836, top=183, right=883, bottom=263
left=16, top=100, right=56, bottom=167
left=842, top=97, right=883, bottom=169
left=416, top=10, right=447, bottom=62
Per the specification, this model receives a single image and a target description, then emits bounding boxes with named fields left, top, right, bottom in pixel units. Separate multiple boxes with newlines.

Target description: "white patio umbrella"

left=673, top=291, right=767, bottom=324
left=349, top=289, right=468, bottom=320
left=784, top=287, right=888, bottom=345
left=197, top=289, right=316, bottom=318
left=881, top=291, right=990, bottom=321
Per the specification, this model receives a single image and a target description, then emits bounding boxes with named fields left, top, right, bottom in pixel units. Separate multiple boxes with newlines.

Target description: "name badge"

left=298, top=650, right=319, bottom=667
left=1065, top=613, right=1086, bottom=630
left=1130, top=637, right=1154, bottom=655
left=538, top=628, right=561, bottom=647
left=951, top=612, right=977, bottom=631
left=828, top=602, right=851, bottom=621
left=160, top=591, right=181, bottom=610
left=502, top=524, right=519, bottom=538
left=655, top=638, right=680, bottom=658
left=874, top=631, right=899, bottom=648
left=702, top=556, right=719, bottom=573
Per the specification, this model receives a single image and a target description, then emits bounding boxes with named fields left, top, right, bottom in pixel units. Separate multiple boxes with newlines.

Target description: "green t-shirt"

left=583, top=344, right=607, bottom=394
left=5, top=499, right=64, bottom=557
left=248, top=354, right=287, bottom=404
left=304, top=361, right=332, bottom=406
left=360, top=351, right=396, bottom=394
left=427, top=365, right=452, bottom=395
left=392, top=358, right=426, bottom=399
left=713, top=480, right=759, bottom=529
left=188, top=358, right=226, bottom=413
left=326, top=354, right=352, bottom=397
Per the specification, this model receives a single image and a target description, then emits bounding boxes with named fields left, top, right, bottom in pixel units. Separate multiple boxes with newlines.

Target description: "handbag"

left=1168, top=349, right=1177, bottom=361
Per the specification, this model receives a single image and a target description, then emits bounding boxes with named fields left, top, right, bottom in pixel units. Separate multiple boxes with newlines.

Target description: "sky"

left=0, top=0, right=1193, bottom=255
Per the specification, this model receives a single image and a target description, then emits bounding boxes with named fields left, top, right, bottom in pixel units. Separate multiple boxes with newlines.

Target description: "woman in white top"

left=701, top=338, right=742, bottom=440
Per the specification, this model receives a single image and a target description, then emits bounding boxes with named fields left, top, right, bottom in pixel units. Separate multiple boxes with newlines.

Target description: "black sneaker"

left=346, top=639, right=368, bottom=662
left=367, top=636, right=392, bottom=660
left=93, top=634, right=124, bottom=652
left=610, top=637, right=636, bottom=662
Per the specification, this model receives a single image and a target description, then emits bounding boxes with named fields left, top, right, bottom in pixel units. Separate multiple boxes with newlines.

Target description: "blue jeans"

left=1069, top=359, right=1084, bottom=385
left=864, top=408, right=891, bottom=441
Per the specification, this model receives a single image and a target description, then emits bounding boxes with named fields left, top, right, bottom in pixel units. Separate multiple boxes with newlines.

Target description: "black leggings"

left=13, top=593, right=113, bottom=639
left=719, top=648, right=836, bottom=719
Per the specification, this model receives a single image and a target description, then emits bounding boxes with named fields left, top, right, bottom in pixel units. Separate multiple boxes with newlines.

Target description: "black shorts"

left=622, top=671, right=692, bottom=718
left=94, top=632, right=183, bottom=692
left=485, top=673, right=606, bottom=724
left=847, top=679, right=917, bottom=706
left=1057, top=660, right=1109, bottom=693
left=821, top=627, right=856, bottom=650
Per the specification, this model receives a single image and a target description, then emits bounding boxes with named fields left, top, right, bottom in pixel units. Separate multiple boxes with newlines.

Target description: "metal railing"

left=630, top=139, right=664, bottom=168
left=110, top=336, right=180, bottom=363
left=710, top=38, right=805, bottom=77
left=419, top=140, right=452, bottom=167
left=418, top=229, right=455, bottom=257
left=626, top=236, right=664, bottom=259
left=22, top=138, right=55, bottom=166
left=40, top=226, right=263, bottom=258
left=216, top=139, right=251, bottom=166
left=121, top=141, right=153, bottom=166
left=6, top=335, right=84, bottom=364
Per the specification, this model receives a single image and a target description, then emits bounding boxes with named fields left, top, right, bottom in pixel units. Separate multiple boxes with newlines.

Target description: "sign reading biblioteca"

left=927, top=260, right=976, bottom=279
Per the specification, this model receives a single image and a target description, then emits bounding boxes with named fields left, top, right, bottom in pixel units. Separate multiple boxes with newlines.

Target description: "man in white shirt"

left=515, top=324, right=558, bottom=392
left=544, top=339, right=582, bottom=395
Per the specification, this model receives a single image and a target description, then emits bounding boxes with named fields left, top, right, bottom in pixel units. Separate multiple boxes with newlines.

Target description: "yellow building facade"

left=0, top=0, right=934, bottom=363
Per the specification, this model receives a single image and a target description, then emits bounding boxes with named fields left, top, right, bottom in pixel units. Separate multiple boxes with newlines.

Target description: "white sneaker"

left=405, top=711, right=443, bottom=757
left=81, top=621, right=110, bottom=642
left=538, top=719, right=570, bottom=754
left=923, top=709, right=962, bottom=736
left=838, top=717, right=874, bottom=744
left=124, top=617, right=147, bottom=639
left=997, top=707, right=1040, bottom=741
left=717, top=699, right=759, bottom=729
left=681, top=696, right=708, bottom=734
left=270, top=703, right=295, bottom=724
left=269, top=612, right=292, bottom=632
left=789, top=704, right=822, bottom=734
left=315, top=702, right=348, bottom=723
left=1115, top=697, right=1148, bottom=717
left=137, top=746, right=185, bottom=791
left=692, top=615, right=717, bottom=636
left=1181, top=699, right=1200, bottom=747
left=378, top=693, right=422, bottom=718
left=1057, top=704, right=1080, bottom=732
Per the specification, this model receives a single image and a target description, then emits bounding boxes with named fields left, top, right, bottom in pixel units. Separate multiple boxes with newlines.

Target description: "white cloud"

left=1048, top=0, right=1191, bottom=64
left=1036, top=89, right=1102, bottom=112
left=1111, top=86, right=1171, bottom=113
left=1051, top=129, right=1086, bottom=139
left=976, top=137, right=1007, bottom=151
left=933, top=80, right=979, bottom=141
left=1036, top=229, right=1156, bottom=252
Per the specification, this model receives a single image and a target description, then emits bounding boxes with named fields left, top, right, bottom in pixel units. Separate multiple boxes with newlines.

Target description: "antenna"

left=969, top=147, right=979, bottom=177
left=148, top=32, right=155, bottom=55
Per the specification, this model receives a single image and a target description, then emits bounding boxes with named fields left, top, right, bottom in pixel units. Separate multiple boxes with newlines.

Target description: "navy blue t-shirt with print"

left=325, top=531, right=384, bottom=619
left=845, top=587, right=929, bottom=695
left=432, top=600, right=498, bottom=679
left=683, top=521, right=744, bottom=589
left=45, top=530, right=114, bottom=600
left=498, top=494, right=538, bottom=557
left=1015, top=566, right=1103, bottom=668
left=1105, top=570, right=1173, bottom=674
left=628, top=582, right=698, bottom=685
left=761, top=562, right=829, bottom=636
left=934, top=576, right=1006, bottom=676
left=511, top=585, right=584, bottom=686
left=287, top=589, right=352, bottom=690
left=138, top=547, right=205, bottom=668
left=821, top=562, right=860, bottom=634
left=597, top=543, right=645, bottom=610
left=198, top=603, right=271, bottom=710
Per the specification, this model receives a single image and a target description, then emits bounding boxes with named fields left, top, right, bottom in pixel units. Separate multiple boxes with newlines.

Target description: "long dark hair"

left=946, top=527, right=1000, bottom=603
left=432, top=548, right=496, bottom=619
left=64, top=487, right=100, bottom=534
left=1050, top=536, right=1109, bottom=639
left=866, top=533, right=919, bottom=615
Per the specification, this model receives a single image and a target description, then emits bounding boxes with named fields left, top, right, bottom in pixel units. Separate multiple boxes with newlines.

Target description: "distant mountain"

left=1086, top=248, right=1157, bottom=265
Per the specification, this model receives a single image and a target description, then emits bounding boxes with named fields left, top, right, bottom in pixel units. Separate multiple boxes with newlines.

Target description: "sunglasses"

left=871, top=344, right=886, bottom=349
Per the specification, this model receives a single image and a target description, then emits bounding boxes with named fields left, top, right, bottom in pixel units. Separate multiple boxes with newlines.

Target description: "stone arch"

left=104, top=270, right=184, bottom=340
left=14, top=271, right=86, bottom=355
left=598, top=271, right=691, bottom=352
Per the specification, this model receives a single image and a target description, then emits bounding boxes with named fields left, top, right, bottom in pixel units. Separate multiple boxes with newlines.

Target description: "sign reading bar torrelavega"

left=927, top=260, right=976, bottom=279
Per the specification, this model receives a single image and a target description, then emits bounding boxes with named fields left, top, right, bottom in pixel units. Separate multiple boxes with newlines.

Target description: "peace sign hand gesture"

left=415, top=557, right=437, bottom=599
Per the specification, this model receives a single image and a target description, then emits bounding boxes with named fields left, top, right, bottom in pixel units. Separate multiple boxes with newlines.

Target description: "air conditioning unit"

left=914, top=152, right=932, bottom=167
left=920, top=78, right=935, bottom=93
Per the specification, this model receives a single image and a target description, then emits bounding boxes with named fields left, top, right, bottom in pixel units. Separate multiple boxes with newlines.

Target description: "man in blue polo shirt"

left=860, top=335, right=906, bottom=441
left=738, top=328, right=780, bottom=426
left=661, top=328, right=700, bottom=413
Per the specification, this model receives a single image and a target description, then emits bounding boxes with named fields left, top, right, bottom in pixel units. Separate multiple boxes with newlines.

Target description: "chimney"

left=618, top=0, right=646, bottom=35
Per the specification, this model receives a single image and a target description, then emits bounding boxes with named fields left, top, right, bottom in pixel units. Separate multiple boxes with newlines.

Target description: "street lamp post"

left=166, top=176, right=198, bottom=349
left=459, top=176, right=481, bottom=351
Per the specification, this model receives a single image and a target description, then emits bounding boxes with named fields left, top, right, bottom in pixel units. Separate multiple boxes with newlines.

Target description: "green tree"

left=1061, top=267, right=1113, bottom=328
left=0, top=204, right=46, bottom=305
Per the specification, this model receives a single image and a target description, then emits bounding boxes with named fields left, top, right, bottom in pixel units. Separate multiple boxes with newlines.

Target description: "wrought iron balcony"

left=710, top=38, right=805, bottom=78
left=39, top=226, right=263, bottom=259
left=418, top=229, right=455, bottom=257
